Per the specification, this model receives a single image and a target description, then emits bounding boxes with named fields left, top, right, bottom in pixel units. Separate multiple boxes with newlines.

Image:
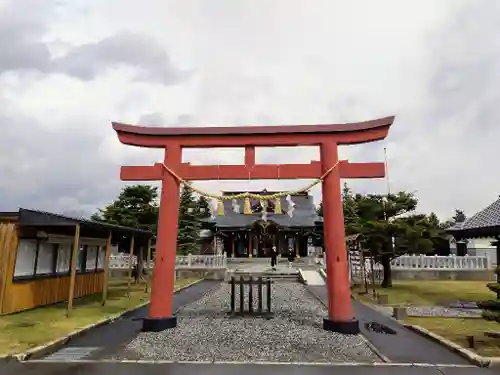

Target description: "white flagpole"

left=384, top=147, right=396, bottom=250
left=384, top=147, right=391, bottom=195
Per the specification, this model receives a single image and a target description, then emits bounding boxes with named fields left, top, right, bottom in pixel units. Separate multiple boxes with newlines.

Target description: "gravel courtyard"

left=115, top=281, right=378, bottom=363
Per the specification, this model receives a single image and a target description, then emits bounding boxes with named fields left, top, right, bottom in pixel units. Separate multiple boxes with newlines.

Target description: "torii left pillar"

left=112, top=116, right=395, bottom=333
left=144, top=145, right=182, bottom=330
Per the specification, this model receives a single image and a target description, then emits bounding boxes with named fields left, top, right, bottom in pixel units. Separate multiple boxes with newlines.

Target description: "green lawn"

left=354, top=280, right=492, bottom=306
left=407, top=316, right=500, bottom=357
left=0, top=277, right=199, bottom=356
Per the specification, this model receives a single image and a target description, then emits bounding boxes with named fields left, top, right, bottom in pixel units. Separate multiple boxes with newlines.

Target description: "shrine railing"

left=390, top=254, right=492, bottom=270
left=109, top=254, right=137, bottom=269
left=176, top=253, right=227, bottom=269
left=109, top=253, right=227, bottom=270
left=322, top=253, right=492, bottom=272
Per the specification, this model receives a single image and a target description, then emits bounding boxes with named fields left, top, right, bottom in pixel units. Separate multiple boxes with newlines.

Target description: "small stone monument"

left=377, top=294, right=389, bottom=304
left=393, top=306, right=408, bottom=320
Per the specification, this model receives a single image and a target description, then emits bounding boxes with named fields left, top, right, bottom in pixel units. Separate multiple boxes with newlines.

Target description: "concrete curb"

left=297, top=269, right=307, bottom=284
left=2, top=278, right=204, bottom=362
left=403, top=324, right=500, bottom=368
left=304, top=286, right=390, bottom=363
left=25, top=358, right=477, bottom=367
left=318, top=268, right=327, bottom=280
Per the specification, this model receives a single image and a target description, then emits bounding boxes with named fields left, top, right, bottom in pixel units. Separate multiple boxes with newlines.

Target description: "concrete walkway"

left=307, top=285, right=471, bottom=365
left=3, top=361, right=496, bottom=375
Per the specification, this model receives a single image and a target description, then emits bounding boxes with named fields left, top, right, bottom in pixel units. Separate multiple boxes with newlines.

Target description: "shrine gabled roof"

left=201, top=193, right=322, bottom=229
left=447, top=196, right=500, bottom=238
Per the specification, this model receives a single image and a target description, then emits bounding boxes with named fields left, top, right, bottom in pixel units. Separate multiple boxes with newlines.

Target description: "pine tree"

left=196, top=195, right=211, bottom=219
left=478, top=238, right=500, bottom=324
left=316, top=183, right=358, bottom=234
left=90, top=184, right=159, bottom=233
left=177, top=184, right=201, bottom=255
left=478, top=278, right=500, bottom=323
left=316, top=202, right=323, bottom=217
left=342, top=183, right=359, bottom=235
left=452, top=209, right=467, bottom=223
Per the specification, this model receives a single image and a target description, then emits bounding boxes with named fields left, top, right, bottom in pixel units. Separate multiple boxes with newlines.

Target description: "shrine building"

left=200, top=190, right=324, bottom=258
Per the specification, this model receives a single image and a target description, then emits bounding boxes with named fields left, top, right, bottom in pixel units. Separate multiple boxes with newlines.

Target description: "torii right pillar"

left=321, top=141, right=359, bottom=333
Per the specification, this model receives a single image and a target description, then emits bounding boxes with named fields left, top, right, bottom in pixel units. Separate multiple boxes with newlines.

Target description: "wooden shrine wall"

left=0, top=222, right=104, bottom=315
left=2, top=272, right=104, bottom=314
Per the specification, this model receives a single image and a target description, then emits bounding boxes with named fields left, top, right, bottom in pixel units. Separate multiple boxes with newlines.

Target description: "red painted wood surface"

left=148, top=145, right=181, bottom=319
left=120, top=161, right=385, bottom=181
left=113, top=116, right=394, bottom=148
left=320, top=142, right=353, bottom=322
left=112, top=117, right=395, bottom=329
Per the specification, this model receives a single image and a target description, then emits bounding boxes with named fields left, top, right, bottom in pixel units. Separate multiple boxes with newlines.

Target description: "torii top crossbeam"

left=112, top=116, right=394, bottom=148
left=113, top=116, right=394, bottom=182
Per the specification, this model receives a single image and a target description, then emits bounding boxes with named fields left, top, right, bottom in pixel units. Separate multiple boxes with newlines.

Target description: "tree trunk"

left=381, top=254, right=392, bottom=288
left=136, top=247, right=144, bottom=284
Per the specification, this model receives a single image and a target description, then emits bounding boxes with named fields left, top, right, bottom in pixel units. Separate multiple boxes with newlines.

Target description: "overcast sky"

left=0, top=0, right=498, bottom=220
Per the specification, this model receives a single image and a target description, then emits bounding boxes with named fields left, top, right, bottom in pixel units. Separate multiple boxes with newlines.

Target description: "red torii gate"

left=112, top=116, right=394, bottom=334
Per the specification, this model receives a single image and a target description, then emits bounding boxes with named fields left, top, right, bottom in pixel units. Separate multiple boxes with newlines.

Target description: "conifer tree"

left=196, top=195, right=211, bottom=218
left=478, top=238, right=500, bottom=323
left=177, top=184, right=201, bottom=255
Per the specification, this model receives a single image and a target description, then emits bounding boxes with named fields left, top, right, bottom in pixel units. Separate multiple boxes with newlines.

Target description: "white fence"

left=176, top=254, right=227, bottom=268
left=109, top=254, right=137, bottom=269
left=109, top=253, right=227, bottom=270
left=322, top=253, right=493, bottom=272
left=390, top=255, right=492, bottom=270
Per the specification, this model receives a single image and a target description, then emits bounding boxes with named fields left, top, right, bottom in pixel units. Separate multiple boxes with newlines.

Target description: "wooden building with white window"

left=0, top=208, right=153, bottom=314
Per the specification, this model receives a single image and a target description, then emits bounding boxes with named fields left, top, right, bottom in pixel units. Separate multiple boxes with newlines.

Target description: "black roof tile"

left=0, top=208, right=154, bottom=238
left=447, top=196, right=500, bottom=236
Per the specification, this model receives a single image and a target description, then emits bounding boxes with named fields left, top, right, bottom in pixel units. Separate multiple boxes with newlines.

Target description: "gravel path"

left=115, top=282, right=377, bottom=363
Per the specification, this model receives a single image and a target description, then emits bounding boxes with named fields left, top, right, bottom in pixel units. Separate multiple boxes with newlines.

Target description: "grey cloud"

left=138, top=112, right=166, bottom=127
left=0, top=117, right=113, bottom=214
left=427, top=1, right=500, bottom=134
left=175, top=114, right=198, bottom=126
left=0, top=1, right=52, bottom=73
left=52, top=33, right=189, bottom=85
left=0, top=2, right=187, bottom=85
left=386, top=0, right=500, bottom=217
left=136, top=113, right=198, bottom=127
left=0, top=108, right=149, bottom=217
left=4, top=0, right=500, bottom=221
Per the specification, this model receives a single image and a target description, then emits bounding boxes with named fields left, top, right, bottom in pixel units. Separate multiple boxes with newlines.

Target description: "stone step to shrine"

left=226, top=270, right=299, bottom=282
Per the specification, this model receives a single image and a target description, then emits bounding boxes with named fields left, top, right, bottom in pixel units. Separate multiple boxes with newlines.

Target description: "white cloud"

left=0, top=0, right=498, bottom=221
